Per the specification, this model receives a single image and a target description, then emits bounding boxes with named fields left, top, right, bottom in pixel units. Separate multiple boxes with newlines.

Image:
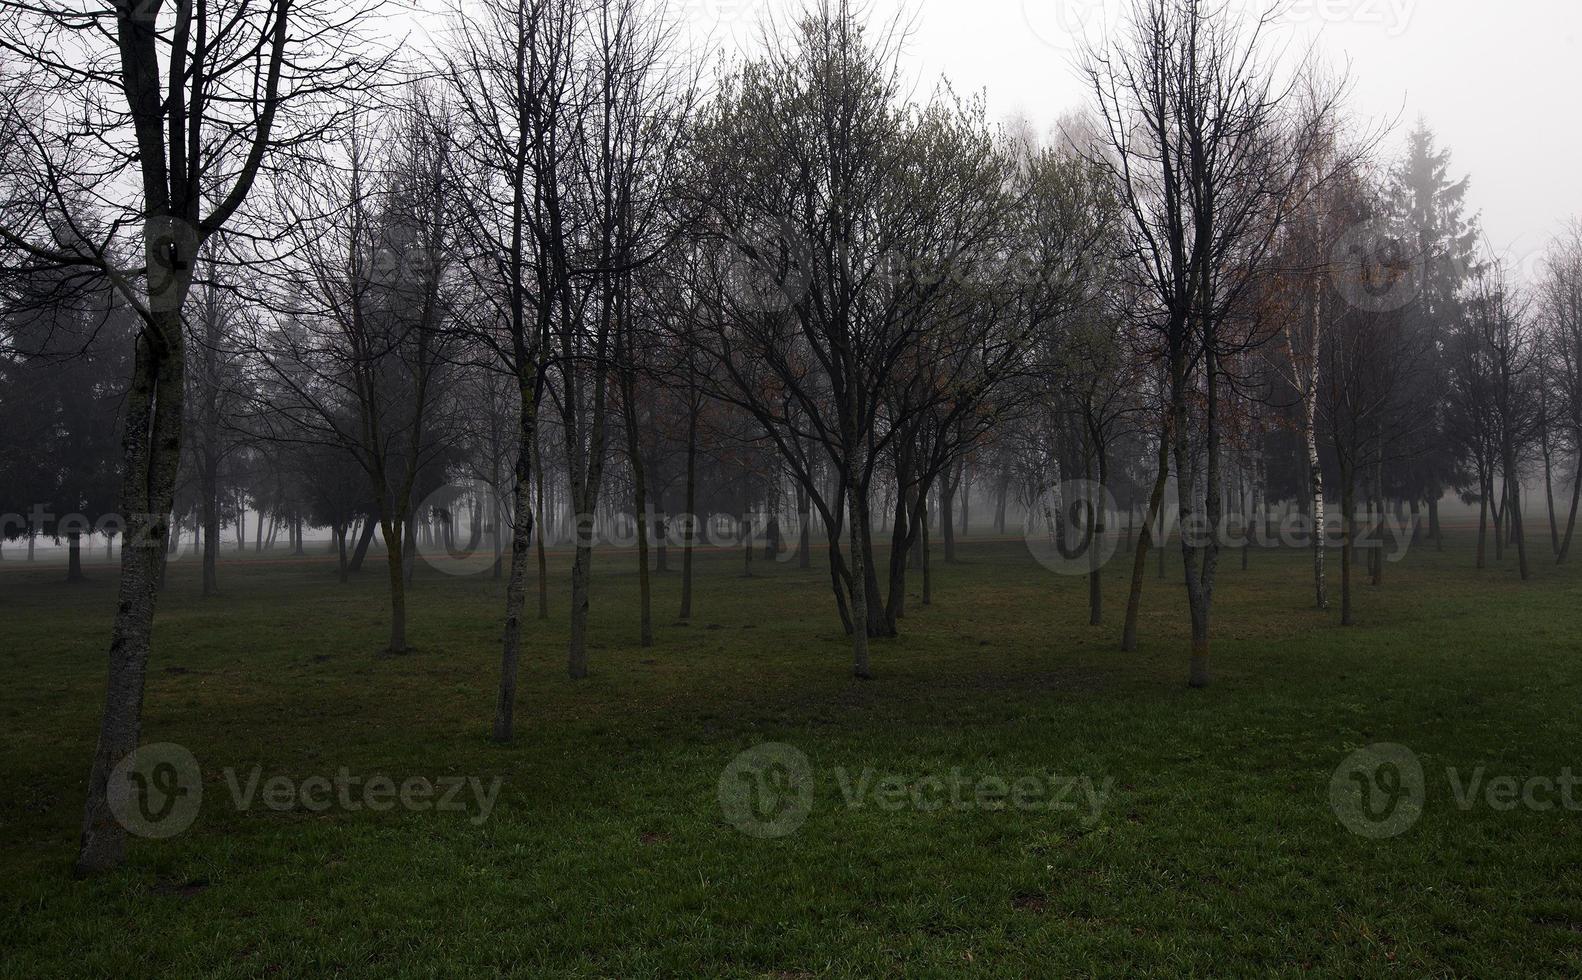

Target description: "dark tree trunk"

left=66, top=531, right=84, bottom=583
left=796, top=480, right=811, bottom=569
left=1370, top=451, right=1385, bottom=588
left=844, top=451, right=873, bottom=679
left=743, top=514, right=753, bottom=577
left=1476, top=469, right=1489, bottom=569
left=1089, top=446, right=1108, bottom=627
left=1121, top=424, right=1170, bottom=651
left=495, top=408, right=537, bottom=742
left=1174, top=347, right=1221, bottom=690
left=1340, top=472, right=1355, bottom=626
left=993, top=466, right=1009, bottom=535
left=76, top=294, right=187, bottom=877
left=534, top=426, right=548, bottom=619
left=381, top=517, right=408, bottom=653
left=348, top=516, right=376, bottom=573
left=1505, top=456, right=1530, bottom=581
left=628, top=442, right=653, bottom=646
left=960, top=467, right=971, bottom=537
left=940, top=463, right=957, bottom=563
left=1558, top=450, right=1582, bottom=563
left=200, top=445, right=220, bottom=596
left=679, top=393, right=698, bottom=620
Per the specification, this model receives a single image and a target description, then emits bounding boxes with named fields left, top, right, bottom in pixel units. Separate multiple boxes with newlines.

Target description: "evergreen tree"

left=1389, top=121, right=1482, bottom=541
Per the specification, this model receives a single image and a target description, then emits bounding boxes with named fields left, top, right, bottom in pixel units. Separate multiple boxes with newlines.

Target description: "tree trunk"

left=348, top=516, right=376, bottom=573
left=66, top=531, right=84, bottom=583
left=960, top=467, right=971, bottom=537
left=940, top=463, right=957, bottom=563
left=335, top=525, right=349, bottom=583
left=796, top=480, right=811, bottom=569
left=567, top=510, right=594, bottom=679
left=1174, top=345, right=1220, bottom=690
left=1542, top=416, right=1560, bottom=554
left=993, top=465, right=1009, bottom=535
left=1476, top=469, right=1489, bottom=569
left=1305, top=388, right=1326, bottom=610
left=381, top=517, right=408, bottom=653
left=679, top=394, right=698, bottom=620
left=1122, top=419, right=1170, bottom=651
left=1492, top=471, right=1506, bottom=563
left=1089, top=447, right=1108, bottom=627
left=1558, top=449, right=1582, bottom=563
left=495, top=408, right=537, bottom=742
left=201, top=455, right=219, bottom=596
left=742, top=513, right=753, bottom=578
left=1370, top=451, right=1385, bottom=588
left=628, top=440, right=653, bottom=647
left=402, top=510, right=417, bottom=587
left=846, top=460, right=872, bottom=679
left=533, top=424, right=549, bottom=619
left=1238, top=473, right=1249, bottom=572
left=76, top=294, right=187, bottom=877
left=1340, top=472, right=1355, bottom=626
left=1505, top=454, right=1530, bottom=581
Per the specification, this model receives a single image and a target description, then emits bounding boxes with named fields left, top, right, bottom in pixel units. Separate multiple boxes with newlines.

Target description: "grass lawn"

left=3, top=530, right=1582, bottom=976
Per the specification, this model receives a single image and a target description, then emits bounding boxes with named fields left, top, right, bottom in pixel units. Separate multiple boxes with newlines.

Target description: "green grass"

left=3, top=529, right=1582, bottom=976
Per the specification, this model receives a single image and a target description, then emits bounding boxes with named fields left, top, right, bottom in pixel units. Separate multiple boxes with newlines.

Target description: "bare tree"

left=0, top=0, right=385, bottom=875
left=1086, top=0, right=1316, bottom=685
left=258, top=95, right=458, bottom=654
left=1540, top=222, right=1582, bottom=563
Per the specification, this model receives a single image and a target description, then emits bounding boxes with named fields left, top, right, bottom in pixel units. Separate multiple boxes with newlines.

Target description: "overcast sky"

left=668, top=0, right=1581, bottom=285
